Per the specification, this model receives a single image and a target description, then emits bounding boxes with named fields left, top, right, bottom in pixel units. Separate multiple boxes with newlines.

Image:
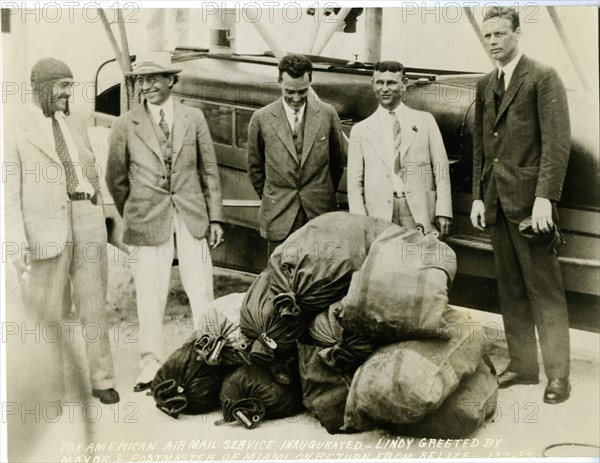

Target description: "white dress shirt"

left=29, top=103, right=95, bottom=196
left=497, top=51, right=523, bottom=90
left=147, top=96, right=174, bottom=134
left=282, top=99, right=306, bottom=132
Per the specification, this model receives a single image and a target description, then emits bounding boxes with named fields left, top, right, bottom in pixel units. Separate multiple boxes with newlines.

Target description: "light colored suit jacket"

left=347, top=103, right=452, bottom=233
left=247, top=98, right=345, bottom=241
left=4, top=106, right=103, bottom=260
left=106, top=101, right=223, bottom=246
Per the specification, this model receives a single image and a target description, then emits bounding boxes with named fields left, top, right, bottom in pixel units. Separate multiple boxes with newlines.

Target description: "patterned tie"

left=495, top=70, right=505, bottom=113
left=159, top=109, right=170, bottom=139
left=292, top=110, right=300, bottom=135
left=390, top=111, right=402, bottom=174
left=51, top=115, right=79, bottom=194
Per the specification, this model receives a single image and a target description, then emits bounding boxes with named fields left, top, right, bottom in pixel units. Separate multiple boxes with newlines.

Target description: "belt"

left=68, top=192, right=93, bottom=202
left=393, top=191, right=405, bottom=198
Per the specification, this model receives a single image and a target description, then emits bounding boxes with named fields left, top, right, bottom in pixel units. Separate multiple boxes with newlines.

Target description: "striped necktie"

left=51, top=115, right=79, bottom=194
left=390, top=111, right=402, bottom=174
left=159, top=108, right=170, bottom=139
left=292, top=110, right=300, bottom=135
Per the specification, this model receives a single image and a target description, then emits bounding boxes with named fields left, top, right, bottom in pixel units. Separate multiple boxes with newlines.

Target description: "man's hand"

left=470, top=199, right=486, bottom=231
left=11, top=254, right=31, bottom=279
left=532, top=197, right=553, bottom=234
left=209, top=222, right=225, bottom=249
left=435, top=216, right=452, bottom=238
left=93, top=192, right=106, bottom=215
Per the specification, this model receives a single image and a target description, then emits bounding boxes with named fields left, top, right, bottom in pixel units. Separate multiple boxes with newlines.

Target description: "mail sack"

left=240, top=269, right=306, bottom=365
left=186, top=308, right=251, bottom=367
left=219, top=364, right=303, bottom=429
left=341, top=226, right=457, bottom=342
left=151, top=340, right=224, bottom=419
left=269, top=212, right=396, bottom=319
left=343, top=308, right=484, bottom=431
left=392, top=358, right=498, bottom=438
left=297, top=341, right=353, bottom=434
left=307, top=302, right=375, bottom=373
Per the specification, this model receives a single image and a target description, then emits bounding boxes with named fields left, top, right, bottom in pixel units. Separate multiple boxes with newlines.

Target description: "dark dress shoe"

left=497, top=370, right=539, bottom=388
left=92, top=388, right=120, bottom=404
left=133, top=381, right=152, bottom=393
left=544, top=378, right=571, bottom=404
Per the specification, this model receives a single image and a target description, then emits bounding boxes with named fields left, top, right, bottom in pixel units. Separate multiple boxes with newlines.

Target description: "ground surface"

left=4, top=248, right=600, bottom=462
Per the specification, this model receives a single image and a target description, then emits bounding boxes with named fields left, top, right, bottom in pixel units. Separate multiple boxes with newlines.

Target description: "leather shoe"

left=92, top=388, right=120, bottom=404
left=497, top=369, right=539, bottom=389
left=133, top=381, right=152, bottom=393
left=544, top=378, right=571, bottom=404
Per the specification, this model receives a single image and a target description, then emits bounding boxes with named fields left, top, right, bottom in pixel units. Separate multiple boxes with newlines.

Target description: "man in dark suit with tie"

left=247, top=54, right=345, bottom=252
left=470, top=7, right=571, bottom=403
left=107, top=52, right=224, bottom=392
left=4, top=58, right=119, bottom=404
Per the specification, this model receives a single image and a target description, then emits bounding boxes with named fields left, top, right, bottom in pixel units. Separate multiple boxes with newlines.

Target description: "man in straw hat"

left=106, top=52, right=224, bottom=392
left=4, top=57, right=120, bottom=404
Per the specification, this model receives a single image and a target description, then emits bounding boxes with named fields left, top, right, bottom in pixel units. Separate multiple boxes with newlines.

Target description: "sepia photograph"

left=1, top=1, right=599, bottom=462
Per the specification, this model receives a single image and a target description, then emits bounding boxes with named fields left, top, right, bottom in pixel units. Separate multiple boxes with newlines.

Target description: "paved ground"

left=4, top=266, right=600, bottom=462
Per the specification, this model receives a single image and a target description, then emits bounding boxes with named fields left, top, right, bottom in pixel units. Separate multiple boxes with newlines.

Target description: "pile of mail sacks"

left=151, top=212, right=498, bottom=438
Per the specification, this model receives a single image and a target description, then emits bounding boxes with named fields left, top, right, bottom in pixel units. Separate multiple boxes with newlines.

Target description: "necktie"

left=495, top=70, right=505, bottom=113
left=51, top=115, right=79, bottom=194
left=159, top=109, right=170, bottom=139
left=292, top=110, right=299, bottom=135
left=390, top=111, right=402, bottom=174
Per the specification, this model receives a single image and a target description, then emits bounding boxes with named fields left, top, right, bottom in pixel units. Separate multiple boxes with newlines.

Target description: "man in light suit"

left=247, top=54, right=345, bottom=252
left=470, top=7, right=571, bottom=403
left=4, top=58, right=119, bottom=404
left=106, top=52, right=224, bottom=392
left=347, top=61, right=452, bottom=236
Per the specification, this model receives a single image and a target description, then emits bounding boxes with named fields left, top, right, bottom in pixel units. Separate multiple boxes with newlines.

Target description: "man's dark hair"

left=373, top=61, right=406, bottom=76
left=483, top=6, right=520, bottom=31
left=278, top=54, right=313, bottom=82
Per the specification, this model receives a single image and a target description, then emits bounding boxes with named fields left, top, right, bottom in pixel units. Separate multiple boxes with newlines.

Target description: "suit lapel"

left=171, top=102, right=190, bottom=164
left=270, top=100, right=298, bottom=163
left=495, top=56, right=528, bottom=127
left=485, top=73, right=497, bottom=123
left=133, top=104, right=164, bottom=164
left=399, top=105, right=416, bottom=159
left=365, top=113, right=393, bottom=171
left=300, top=100, right=323, bottom=167
left=22, top=107, right=61, bottom=164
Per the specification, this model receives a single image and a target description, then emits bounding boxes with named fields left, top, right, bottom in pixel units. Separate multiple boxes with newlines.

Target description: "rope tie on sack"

left=152, top=379, right=188, bottom=418
left=273, top=292, right=303, bottom=320
left=194, top=335, right=227, bottom=365
left=223, top=398, right=266, bottom=429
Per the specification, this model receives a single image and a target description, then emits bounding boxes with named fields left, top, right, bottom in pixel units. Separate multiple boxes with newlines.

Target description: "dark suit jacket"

left=4, top=106, right=103, bottom=260
left=106, top=101, right=223, bottom=246
left=472, top=55, right=571, bottom=225
left=247, top=97, right=345, bottom=241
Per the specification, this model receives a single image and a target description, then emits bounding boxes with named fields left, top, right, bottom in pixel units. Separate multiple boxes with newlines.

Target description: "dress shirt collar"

left=497, top=50, right=523, bottom=89
left=29, top=102, right=65, bottom=123
left=147, top=96, right=174, bottom=126
left=377, top=101, right=407, bottom=121
left=282, top=98, right=306, bottom=123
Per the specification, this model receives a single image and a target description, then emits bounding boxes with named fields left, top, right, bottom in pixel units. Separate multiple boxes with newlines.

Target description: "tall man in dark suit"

left=107, top=52, right=224, bottom=392
left=247, top=54, right=345, bottom=252
left=4, top=58, right=119, bottom=404
left=470, top=7, right=571, bottom=403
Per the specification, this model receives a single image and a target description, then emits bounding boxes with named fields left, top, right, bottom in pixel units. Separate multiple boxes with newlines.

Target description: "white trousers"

left=130, top=209, right=214, bottom=369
